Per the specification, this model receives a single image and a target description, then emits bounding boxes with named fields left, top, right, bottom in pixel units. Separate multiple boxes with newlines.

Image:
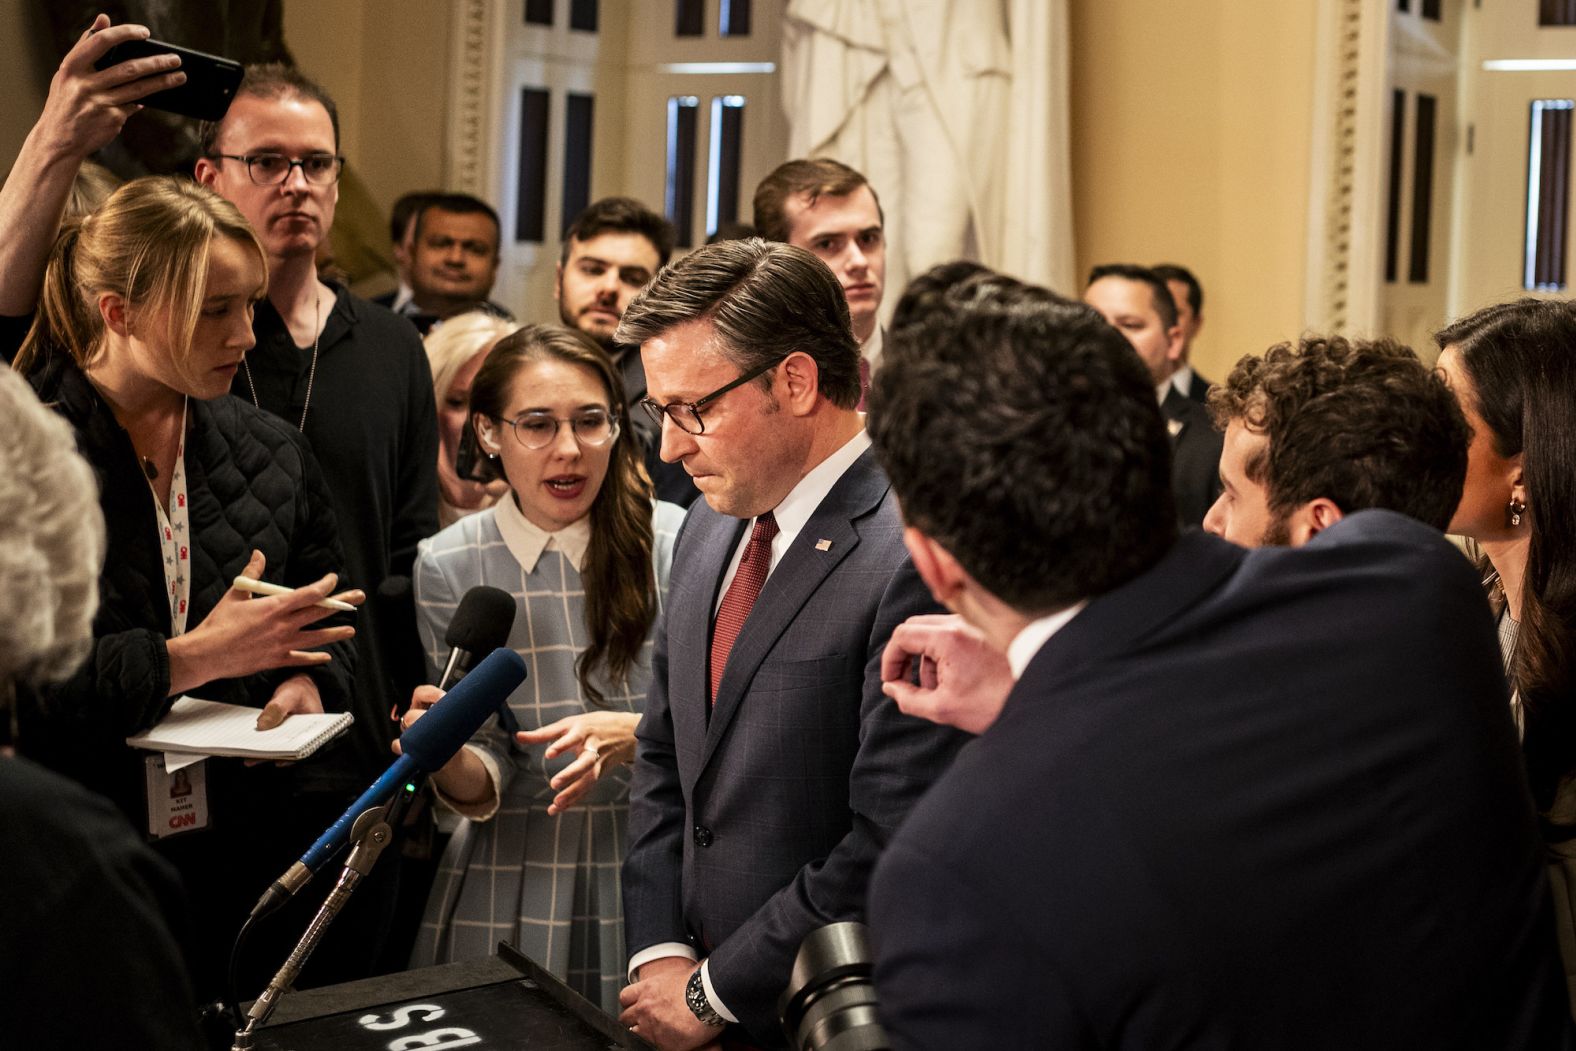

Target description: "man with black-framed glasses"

left=195, top=63, right=438, bottom=986
left=613, top=238, right=966, bottom=1050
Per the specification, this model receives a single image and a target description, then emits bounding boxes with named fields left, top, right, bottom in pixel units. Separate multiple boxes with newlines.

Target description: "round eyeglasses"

left=490, top=410, right=619, bottom=451
left=208, top=153, right=346, bottom=186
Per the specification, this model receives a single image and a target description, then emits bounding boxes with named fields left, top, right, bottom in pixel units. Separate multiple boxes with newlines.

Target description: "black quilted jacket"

left=19, top=349, right=355, bottom=823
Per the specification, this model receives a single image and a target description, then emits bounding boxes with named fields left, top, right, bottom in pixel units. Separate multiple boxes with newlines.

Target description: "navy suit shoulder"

left=625, top=447, right=967, bottom=1044
left=872, top=512, right=1573, bottom=1050
left=1162, top=385, right=1222, bottom=528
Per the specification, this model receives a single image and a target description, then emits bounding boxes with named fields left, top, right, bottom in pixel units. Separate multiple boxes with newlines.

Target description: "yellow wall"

left=1070, top=0, right=1320, bottom=383
left=0, top=1, right=56, bottom=170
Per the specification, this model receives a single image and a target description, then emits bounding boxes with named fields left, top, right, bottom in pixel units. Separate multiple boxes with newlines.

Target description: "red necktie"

left=710, top=512, right=779, bottom=703
left=857, top=355, right=871, bottom=411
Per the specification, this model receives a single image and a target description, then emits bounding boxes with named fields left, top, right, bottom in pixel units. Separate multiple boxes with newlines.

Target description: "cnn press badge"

left=144, top=754, right=210, bottom=839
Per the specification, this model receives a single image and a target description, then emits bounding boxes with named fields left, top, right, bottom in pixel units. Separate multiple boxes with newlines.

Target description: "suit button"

left=693, top=825, right=713, bottom=848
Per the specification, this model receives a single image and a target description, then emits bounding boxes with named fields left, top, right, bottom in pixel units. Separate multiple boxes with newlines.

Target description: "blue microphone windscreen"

left=400, top=647, right=527, bottom=771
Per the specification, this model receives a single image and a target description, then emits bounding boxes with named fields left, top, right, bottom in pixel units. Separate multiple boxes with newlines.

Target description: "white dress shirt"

left=1005, top=601, right=1088, bottom=679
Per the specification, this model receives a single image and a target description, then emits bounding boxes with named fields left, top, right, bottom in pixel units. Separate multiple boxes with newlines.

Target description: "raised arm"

left=0, top=15, right=183, bottom=315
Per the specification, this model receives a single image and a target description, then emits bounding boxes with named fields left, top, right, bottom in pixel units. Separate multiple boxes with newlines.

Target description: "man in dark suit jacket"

left=1154, top=262, right=1212, bottom=403
left=614, top=240, right=965, bottom=1049
left=864, top=266, right=1574, bottom=1049
left=1085, top=264, right=1221, bottom=527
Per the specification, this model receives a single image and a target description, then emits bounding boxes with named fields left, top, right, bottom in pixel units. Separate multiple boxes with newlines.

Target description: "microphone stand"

left=231, top=785, right=417, bottom=1050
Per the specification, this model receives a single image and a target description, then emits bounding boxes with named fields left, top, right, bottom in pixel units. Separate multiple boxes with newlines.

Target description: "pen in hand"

left=232, top=575, right=358, bottom=613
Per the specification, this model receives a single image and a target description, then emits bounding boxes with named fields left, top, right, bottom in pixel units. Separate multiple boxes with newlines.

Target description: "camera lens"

left=779, top=922, right=890, bottom=1051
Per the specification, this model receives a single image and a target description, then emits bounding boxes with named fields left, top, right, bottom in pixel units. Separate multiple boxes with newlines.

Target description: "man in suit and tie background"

left=1085, top=263, right=1222, bottom=527
left=1154, top=262, right=1212, bottom=403
left=864, top=266, right=1572, bottom=1048
left=614, top=239, right=964, bottom=1049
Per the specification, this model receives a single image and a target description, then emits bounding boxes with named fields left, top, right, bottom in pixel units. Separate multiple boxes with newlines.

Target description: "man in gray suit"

left=614, top=239, right=965, bottom=1049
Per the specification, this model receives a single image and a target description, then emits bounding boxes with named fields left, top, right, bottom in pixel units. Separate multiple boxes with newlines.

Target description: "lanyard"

left=147, top=399, right=192, bottom=636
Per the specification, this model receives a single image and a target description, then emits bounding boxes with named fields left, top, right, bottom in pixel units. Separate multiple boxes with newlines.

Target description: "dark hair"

left=467, top=324, right=656, bottom=706
left=1086, top=263, right=1178, bottom=330
left=1207, top=336, right=1468, bottom=531
left=414, top=193, right=501, bottom=245
left=561, top=197, right=674, bottom=266
left=391, top=190, right=441, bottom=245
left=1151, top=263, right=1203, bottom=317
left=753, top=158, right=884, bottom=244
left=1435, top=298, right=1576, bottom=801
left=198, top=63, right=341, bottom=156
left=616, top=238, right=861, bottom=409
left=870, top=264, right=1177, bottom=614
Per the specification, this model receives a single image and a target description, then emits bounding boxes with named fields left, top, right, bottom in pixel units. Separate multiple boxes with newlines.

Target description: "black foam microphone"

left=251, top=647, right=528, bottom=917
left=440, top=585, right=517, bottom=688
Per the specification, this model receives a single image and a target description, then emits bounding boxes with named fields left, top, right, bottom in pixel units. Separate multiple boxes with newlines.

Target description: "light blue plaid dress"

left=409, top=498, right=683, bottom=1013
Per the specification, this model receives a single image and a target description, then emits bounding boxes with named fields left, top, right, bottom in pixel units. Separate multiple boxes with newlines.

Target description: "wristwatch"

left=685, top=967, right=726, bottom=1028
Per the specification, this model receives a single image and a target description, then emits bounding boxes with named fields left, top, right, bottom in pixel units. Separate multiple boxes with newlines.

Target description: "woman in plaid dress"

left=404, top=325, right=682, bottom=1013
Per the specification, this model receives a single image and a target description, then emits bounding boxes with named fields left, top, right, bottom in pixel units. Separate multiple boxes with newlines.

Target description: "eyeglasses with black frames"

left=207, top=153, right=346, bottom=186
left=490, top=409, right=619, bottom=451
left=639, top=353, right=790, bottom=435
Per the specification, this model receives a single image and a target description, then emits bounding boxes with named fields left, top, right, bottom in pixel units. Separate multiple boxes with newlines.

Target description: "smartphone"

left=456, top=424, right=489, bottom=483
left=93, top=38, right=244, bottom=122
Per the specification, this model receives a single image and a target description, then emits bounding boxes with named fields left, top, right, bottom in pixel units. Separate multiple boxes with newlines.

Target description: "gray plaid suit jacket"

left=622, top=446, right=966, bottom=1043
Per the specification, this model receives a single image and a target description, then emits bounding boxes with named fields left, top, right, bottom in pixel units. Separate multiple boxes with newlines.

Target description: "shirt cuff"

left=627, top=943, right=696, bottom=983
left=430, top=743, right=501, bottom=820
left=699, top=959, right=739, bottom=1024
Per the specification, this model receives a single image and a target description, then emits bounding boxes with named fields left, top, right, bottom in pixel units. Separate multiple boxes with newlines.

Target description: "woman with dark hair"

left=403, top=324, right=682, bottom=1011
left=1437, top=296, right=1576, bottom=1010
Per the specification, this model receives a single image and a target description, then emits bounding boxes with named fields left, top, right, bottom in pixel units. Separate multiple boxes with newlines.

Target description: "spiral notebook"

left=126, top=696, right=352, bottom=763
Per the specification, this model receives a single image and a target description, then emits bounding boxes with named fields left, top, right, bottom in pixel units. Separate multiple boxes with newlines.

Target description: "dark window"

left=676, top=0, right=705, bottom=36
left=1526, top=100, right=1574, bottom=291
left=562, top=93, right=595, bottom=234
left=1398, top=0, right=1410, bottom=11
left=516, top=88, right=550, bottom=243
left=1540, top=0, right=1576, bottom=25
left=1385, top=89, right=1406, bottom=284
left=707, top=96, right=746, bottom=235
left=570, top=0, right=598, bottom=31
left=1408, top=93, right=1437, bottom=284
left=525, top=0, right=553, bottom=26
left=666, top=97, right=700, bottom=247
left=1420, top=0, right=1441, bottom=20
left=720, top=0, right=752, bottom=35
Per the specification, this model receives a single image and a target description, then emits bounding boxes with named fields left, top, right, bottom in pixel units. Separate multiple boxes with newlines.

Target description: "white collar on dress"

left=493, top=493, right=592, bottom=573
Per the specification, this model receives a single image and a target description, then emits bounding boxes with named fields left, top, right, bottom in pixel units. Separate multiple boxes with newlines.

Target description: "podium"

left=247, top=944, right=652, bottom=1050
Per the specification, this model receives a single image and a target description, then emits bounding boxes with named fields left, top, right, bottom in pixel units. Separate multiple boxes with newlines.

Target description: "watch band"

left=685, top=967, right=726, bottom=1028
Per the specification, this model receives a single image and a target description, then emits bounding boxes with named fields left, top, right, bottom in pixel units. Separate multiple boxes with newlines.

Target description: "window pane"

left=516, top=88, right=550, bottom=243
left=1526, top=100, right=1574, bottom=291
left=1385, top=89, right=1405, bottom=284
left=525, top=0, right=553, bottom=26
left=721, top=0, right=752, bottom=36
left=676, top=0, right=705, bottom=36
left=1407, top=93, right=1437, bottom=284
left=1541, top=0, right=1576, bottom=25
left=570, top=0, right=599, bottom=31
left=563, top=93, right=595, bottom=233
left=707, top=96, right=746, bottom=235
left=666, top=97, right=700, bottom=247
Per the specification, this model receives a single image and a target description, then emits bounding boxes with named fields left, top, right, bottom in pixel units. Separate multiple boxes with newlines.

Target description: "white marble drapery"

left=782, top=0, right=1075, bottom=308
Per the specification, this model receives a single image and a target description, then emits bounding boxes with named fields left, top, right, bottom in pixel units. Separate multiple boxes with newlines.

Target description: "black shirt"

left=237, top=286, right=439, bottom=782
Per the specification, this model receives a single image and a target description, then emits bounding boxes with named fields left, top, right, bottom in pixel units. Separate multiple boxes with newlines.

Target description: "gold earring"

left=1509, top=497, right=1526, bottom=528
